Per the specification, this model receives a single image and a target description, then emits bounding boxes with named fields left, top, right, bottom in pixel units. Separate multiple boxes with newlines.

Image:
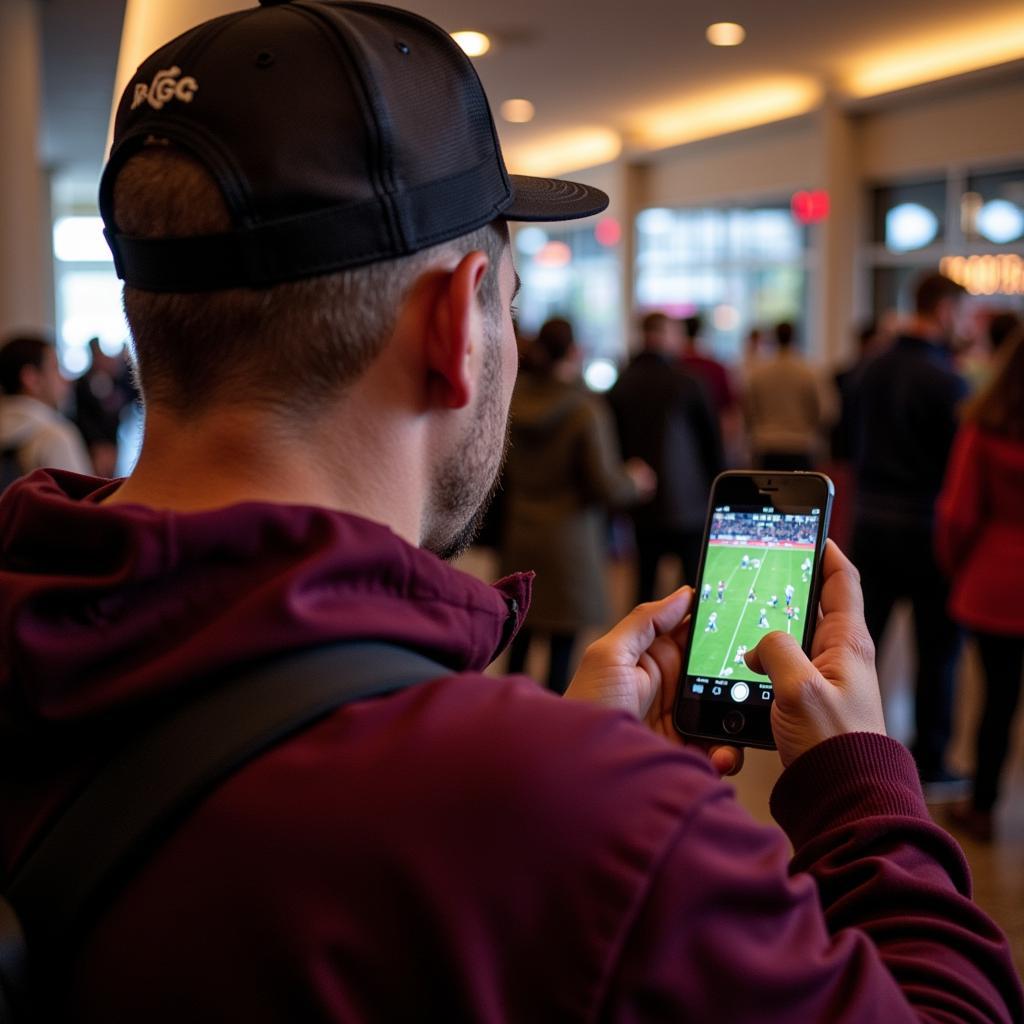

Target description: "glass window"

left=514, top=220, right=622, bottom=365
left=871, top=180, right=945, bottom=252
left=635, top=204, right=807, bottom=363
left=52, top=215, right=128, bottom=375
left=964, top=167, right=1024, bottom=245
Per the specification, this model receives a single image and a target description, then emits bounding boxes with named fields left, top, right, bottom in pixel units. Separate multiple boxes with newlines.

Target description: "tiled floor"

left=457, top=547, right=1024, bottom=980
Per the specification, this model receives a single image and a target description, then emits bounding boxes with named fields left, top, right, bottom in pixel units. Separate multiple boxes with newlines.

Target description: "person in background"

left=987, top=310, right=1022, bottom=354
left=831, top=319, right=890, bottom=462
left=936, top=324, right=1024, bottom=840
left=680, top=314, right=735, bottom=417
left=499, top=318, right=654, bottom=693
left=737, top=325, right=767, bottom=387
left=0, top=334, right=91, bottom=489
left=680, top=313, right=742, bottom=463
left=73, top=337, right=138, bottom=478
left=743, top=321, right=828, bottom=471
left=608, top=312, right=723, bottom=602
left=849, top=271, right=969, bottom=793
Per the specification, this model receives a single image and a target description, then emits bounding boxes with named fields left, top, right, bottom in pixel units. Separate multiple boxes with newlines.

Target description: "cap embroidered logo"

left=131, top=67, right=199, bottom=111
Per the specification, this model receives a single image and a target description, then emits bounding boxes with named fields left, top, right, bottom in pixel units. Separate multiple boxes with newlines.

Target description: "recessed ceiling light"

left=451, top=31, right=491, bottom=57
left=706, top=22, right=746, bottom=47
left=501, top=99, right=535, bottom=123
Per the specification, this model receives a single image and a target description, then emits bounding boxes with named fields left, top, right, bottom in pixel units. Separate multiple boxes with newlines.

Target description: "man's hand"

left=745, top=540, right=887, bottom=767
left=565, top=587, right=743, bottom=777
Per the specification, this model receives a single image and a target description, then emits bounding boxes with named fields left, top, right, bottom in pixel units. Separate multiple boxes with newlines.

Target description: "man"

left=0, top=4, right=1018, bottom=1021
left=680, top=313, right=736, bottom=418
left=705, top=611, right=718, bottom=633
left=849, top=272, right=971, bottom=792
left=608, top=312, right=723, bottom=600
left=0, top=334, right=92, bottom=486
left=743, top=321, right=829, bottom=470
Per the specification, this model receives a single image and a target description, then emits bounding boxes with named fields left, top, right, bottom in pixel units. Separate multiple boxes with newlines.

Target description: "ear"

left=424, top=249, right=490, bottom=410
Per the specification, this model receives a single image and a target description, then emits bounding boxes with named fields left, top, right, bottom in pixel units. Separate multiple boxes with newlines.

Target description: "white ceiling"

left=40, top=0, right=1024, bottom=201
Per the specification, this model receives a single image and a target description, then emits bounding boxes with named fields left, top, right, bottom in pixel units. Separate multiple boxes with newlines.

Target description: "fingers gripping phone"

left=673, top=471, right=834, bottom=750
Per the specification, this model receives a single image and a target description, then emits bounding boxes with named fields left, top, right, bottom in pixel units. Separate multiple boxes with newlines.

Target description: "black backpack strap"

left=1, top=640, right=448, bottom=1014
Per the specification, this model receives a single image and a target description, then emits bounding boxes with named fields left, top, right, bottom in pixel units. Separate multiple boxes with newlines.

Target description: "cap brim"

left=503, top=174, right=609, bottom=222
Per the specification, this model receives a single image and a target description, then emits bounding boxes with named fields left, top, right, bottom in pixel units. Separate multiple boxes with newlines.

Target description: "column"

left=0, top=0, right=50, bottom=336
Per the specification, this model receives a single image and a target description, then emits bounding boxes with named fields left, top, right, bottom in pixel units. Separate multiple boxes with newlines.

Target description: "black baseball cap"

left=99, top=0, right=609, bottom=292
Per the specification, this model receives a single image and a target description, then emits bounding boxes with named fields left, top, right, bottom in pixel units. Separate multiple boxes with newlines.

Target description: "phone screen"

left=683, top=503, right=823, bottom=706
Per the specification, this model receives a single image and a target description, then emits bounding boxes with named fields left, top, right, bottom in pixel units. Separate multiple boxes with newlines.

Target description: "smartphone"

left=673, top=471, right=834, bottom=750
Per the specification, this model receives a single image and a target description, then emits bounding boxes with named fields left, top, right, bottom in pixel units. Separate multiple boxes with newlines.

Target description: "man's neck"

left=105, top=403, right=424, bottom=547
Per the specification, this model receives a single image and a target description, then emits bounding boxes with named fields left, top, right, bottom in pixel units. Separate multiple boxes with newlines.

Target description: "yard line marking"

left=718, top=548, right=770, bottom=677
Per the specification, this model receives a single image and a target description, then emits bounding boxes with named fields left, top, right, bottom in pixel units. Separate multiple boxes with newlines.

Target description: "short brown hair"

left=961, top=329, right=1024, bottom=440
left=112, top=146, right=506, bottom=414
left=914, top=272, right=965, bottom=317
left=0, top=335, right=51, bottom=395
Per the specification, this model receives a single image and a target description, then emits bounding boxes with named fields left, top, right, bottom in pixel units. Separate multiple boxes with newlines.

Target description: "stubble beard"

left=422, top=319, right=510, bottom=561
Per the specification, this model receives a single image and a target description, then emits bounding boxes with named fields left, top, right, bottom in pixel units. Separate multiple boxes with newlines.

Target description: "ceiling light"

left=706, top=22, right=746, bottom=47
left=501, top=99, right=535, bottom=124
left=503, top=127, right=622, bottom=177
left=631, top=77, right=821, bottom=151
left=451, top=31, right=491, bottom=57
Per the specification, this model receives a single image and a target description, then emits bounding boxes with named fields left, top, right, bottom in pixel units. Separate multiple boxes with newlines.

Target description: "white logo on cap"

left=131, top=67, right=199, bottom=111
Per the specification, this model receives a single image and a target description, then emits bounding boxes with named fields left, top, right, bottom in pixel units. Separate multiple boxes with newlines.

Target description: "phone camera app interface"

left=687, top=506, right=820, bottom=704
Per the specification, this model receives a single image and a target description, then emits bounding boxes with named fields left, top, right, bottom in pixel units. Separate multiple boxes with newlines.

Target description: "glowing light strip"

left=629, top=78, right=822, bottom=150
left=941, top=254, right=1024, bottom=296
left=844, top=14, right=1024, bottom=97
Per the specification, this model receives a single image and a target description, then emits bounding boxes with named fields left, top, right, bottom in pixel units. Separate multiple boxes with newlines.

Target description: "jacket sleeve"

left=935, top=423, right=985, bottom=577
left=598, top=734, right=1022, bottom=1023
left=577, top=397, right=640, bottom=509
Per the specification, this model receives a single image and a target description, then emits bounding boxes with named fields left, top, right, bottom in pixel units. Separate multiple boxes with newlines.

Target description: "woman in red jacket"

left=936, top=321, right=1024, bottom=840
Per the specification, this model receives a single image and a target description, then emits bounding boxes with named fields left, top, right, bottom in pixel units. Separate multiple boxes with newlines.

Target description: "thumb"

left=745, top=631, right=819, bottom=701
left=596, top=587, right=693, bottom=664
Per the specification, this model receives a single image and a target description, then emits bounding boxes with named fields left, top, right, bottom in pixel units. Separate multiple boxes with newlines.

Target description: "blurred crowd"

left=1, top=269, right=1021, bottom=839
left=491, top=269, right=1023, bottom=838
left=0, top=334, right=137, bottom=491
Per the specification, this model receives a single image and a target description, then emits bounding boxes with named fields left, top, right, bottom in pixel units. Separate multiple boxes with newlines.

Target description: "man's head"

left=112, top=145, right=508, bottom=418
left=99, top=0, right=607, bottom=555
left=0, top=336, right=68, bottom=409
left=682, top=315, right=703, bottom=349
left=913, top=272, right=967, bottom=337
left=641, top=313, right=681, bottom=356
left=775, top=322, right=796, bottom=350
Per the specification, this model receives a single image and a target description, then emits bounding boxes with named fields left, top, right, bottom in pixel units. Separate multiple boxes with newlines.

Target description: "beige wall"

left=858, top=76, right=1024, bottom=180
left=645, top=116, right=821, bottom=209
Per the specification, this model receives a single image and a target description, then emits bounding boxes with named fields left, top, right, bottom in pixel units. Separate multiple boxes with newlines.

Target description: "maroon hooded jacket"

left=0, top=471, right=1020, bottom=1022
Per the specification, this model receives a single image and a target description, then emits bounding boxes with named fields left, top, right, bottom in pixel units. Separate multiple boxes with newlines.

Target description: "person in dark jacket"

left=608, top=312, right=723, bottom=602
left=499, top=318, right=654, bottom=692
left=849, top=271, right=970, bottom=791
left=0, top=5, right=1019, bottom=1022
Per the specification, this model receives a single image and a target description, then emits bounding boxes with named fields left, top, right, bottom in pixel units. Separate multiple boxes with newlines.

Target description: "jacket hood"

left=510, top=376, right=587, bottom=440
left=0, top=471, right=532, bottom=730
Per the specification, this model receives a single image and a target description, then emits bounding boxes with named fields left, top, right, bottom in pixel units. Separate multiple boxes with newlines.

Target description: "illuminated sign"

left=940, top=254, right=1024, bottom=296
left=791, top=190, right=830, bottom=225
